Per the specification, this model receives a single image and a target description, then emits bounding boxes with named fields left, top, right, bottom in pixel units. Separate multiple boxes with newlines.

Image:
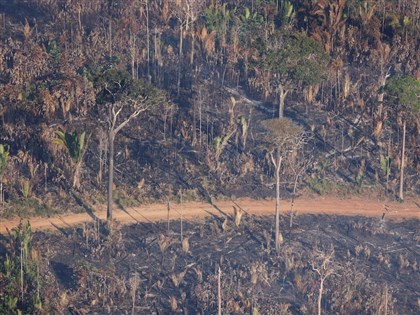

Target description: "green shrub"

left=309, top=176, right=331, bottom=195
left=0, top=221, right=44, bottom=314
left=2, top=199, right=56, bottom=219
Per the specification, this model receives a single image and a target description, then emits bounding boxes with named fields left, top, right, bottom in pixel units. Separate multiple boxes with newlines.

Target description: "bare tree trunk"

left=107, top=131, right=115, bottom=220
left=274, top=150, right=283, bottom=254
left=44, top=163, right=48, bottom=191
left=177, top=23, right=183, bottom=96
left=166, top=199, right=170, bottom=234
left=73, top=161, right=82, bottom=189
left=98, top=130, right=107, bottom=184
left=218, top=266, right=222, bottom=315
left=146, top=0, right=150, bottom=79
left=192, top=100, right=197, bottom=146
left=386, top=136, right=391, bottom=193
left=180, top=190, right=183, bottom=242
left=384, top=284, right=388, bottom=315
left=108, top=20, right=112, bottom=58
left=289, top=177, right=298, bottom=228
left=278, top=85, right=288, bottom=118
left=311, top=249, right=335, bottom=315
left=199, top=95, right=202, bottom=147
left=77, top=6, right=82, bottom=32
left=375, top=67, right=390, bottom=138
left=130, top=31, right=136, bottom=80
left=20, top=247, right=24, bottom=300
left=317, top=277, right=324, bottom=315
left=190, top=28, right=195, bottom=65
left=104, top=101, right=147, bottom=221
left=399, top=120, right=406, bottom=200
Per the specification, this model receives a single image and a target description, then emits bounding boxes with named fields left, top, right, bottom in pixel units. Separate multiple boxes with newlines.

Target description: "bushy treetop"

left=386, top=75, right=420, bottom=114
left=263, top=32, right=329, bottom=87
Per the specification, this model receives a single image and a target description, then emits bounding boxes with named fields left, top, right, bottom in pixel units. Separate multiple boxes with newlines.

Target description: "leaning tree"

left=261, top=118, right=305, bottom=253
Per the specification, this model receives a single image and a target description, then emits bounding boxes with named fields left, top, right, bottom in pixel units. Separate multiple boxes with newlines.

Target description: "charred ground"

left=1, top=212, right=419, bottom=314
left=0, top=0, right=419, bottom=217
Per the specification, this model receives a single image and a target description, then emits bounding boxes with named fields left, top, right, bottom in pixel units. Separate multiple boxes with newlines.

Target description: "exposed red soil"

left=1, top=196, right=419, bottom=234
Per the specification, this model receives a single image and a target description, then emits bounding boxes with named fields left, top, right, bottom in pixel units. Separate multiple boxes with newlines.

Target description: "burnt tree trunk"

left=399, top=120, right=406, bottom=201
left=107, top=130, right=115, bottom=220
left=278, top=85, right=289, bottom=119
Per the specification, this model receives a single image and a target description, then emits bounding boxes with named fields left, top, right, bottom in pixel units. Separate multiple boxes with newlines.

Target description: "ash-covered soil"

left=20, top=213, right=419, bottom=314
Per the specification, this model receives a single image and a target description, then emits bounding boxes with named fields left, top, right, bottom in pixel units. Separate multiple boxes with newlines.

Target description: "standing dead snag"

left=261, top=118, right=305, bottom=254
left=218, top=266, right=222, bottom=315
left=0, top=144, right=9, bottom=204
left=288, top=156, right=312, bottom=228
left=105, top=97, right=149, bottom=221
left=129, top=272, right=140, bottom=315
left=310, top=246, right=337, bottom=315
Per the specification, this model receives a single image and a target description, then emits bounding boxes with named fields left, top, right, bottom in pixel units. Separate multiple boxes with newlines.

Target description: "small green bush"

left=2, top=199, right=56, bottom=219
left=309, top=176, right=331, bottom=195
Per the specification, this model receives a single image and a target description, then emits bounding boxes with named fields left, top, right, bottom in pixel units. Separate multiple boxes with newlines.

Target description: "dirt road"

left=1, top=197, right=419, bottom=234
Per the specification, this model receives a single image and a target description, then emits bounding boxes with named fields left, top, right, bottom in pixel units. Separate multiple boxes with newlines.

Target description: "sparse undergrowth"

left=2, top=199, right=57, bottom=219
left=1, top=213, right=418, bottom=314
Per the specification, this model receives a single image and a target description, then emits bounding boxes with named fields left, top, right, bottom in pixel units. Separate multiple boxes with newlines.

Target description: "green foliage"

left=3, top=199, right=56, bottom=218
left=114, top=188, right=139, bottom=208
left=0, top=221, right=44, bottom=314
left=242, top=7, right=260, bottom=21
left=53, top=130, right=86, bottom=165
left=17, top=83, right=38, bottom=103
left=4, top=295, right=18, bottom=312
left=316, top=158, right=330, bottom=174
left=93, top=68, right=133, bottom=102
left=46, top=40, right=61, bottom=65
left=264, top=32, right=329, bottom=87
left=386, top=75, right=420, bottom=113
left=20, top=179, right=32, bottom=199
left=309, top=176, right=331, bottom=195
left=239, top=6, right=264, bottom=36
left=0, top=144, right=9, bottom=177
left=213, top=130, right=235, bottom=161
left=90, top=67, right=167, bottom=110
left=205, top=3, right=232, bottom=34
left=308, top=158, right=331, bottom=195
left=279, top=0, right=295, bottom=26
left=355, top=171, right=364, bottom=188
left=380, top=154, right=391, bottom=176
left=53, top=130, right=90, bottom=189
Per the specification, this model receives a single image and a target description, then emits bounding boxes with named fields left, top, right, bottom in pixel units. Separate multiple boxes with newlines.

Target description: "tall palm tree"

left=53, top=131, right=88, bottom=189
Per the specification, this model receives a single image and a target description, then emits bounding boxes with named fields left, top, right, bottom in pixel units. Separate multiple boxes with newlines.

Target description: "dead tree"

left=310, top=246, right=337, bottom=315
left=105, top=96, right=148, bottom=221
left=170, top=0, right=206, bottom=94
left=288, top=155, right=312, bottom=228
left=261, top=118, right=305, bottom=254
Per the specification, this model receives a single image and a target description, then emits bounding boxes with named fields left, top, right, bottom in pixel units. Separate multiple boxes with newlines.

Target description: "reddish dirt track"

left=1, top=197, right=419, bottom=234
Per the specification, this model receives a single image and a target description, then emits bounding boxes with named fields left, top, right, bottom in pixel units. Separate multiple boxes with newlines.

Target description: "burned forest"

left=0, top=0, right=419, bottom=314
